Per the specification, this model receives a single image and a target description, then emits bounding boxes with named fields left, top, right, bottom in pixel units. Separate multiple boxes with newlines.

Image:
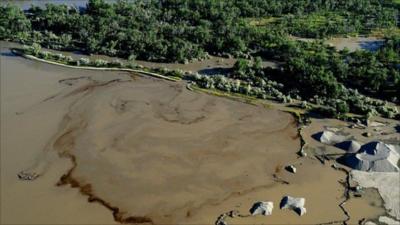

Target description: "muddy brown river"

left=0, top=41, right=385, bottom=224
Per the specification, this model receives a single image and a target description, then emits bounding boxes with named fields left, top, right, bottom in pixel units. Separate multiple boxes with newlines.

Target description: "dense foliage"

left=1, top=0, right=398, bottom=62
left=0, top=4, right=31, bottom=40
left=191, top=35, right=400, bottom=119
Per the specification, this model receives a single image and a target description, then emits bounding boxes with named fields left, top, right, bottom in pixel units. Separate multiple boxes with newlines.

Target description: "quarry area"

left=303, top=117, right=400, bottom=224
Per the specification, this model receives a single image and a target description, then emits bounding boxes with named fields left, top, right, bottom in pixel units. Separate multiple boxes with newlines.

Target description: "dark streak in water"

left=52, top=79, right=153, bottom=225
left=55, top=130, right=154, bottom=225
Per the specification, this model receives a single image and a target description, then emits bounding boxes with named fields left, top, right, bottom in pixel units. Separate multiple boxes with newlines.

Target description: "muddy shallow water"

left=0, top=42, right=118, bottom=224
left=1, top=41, right=386, bottom=224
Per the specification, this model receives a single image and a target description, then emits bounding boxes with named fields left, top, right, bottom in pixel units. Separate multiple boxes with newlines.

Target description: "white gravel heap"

left=378, top=216, right=400, bottom=225
left=313, top=130, right=346, bottom=145
left=334, top=140, right=362, bottom=153
left=345, top=142, right=400, bottom=172
left=279, top=196, right=306, bottom=216
left=249, top=201, right=274, bottom=216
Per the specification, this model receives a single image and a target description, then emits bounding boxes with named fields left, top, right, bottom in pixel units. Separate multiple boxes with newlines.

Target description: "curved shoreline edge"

left=11, top=49, right=181, bottom=82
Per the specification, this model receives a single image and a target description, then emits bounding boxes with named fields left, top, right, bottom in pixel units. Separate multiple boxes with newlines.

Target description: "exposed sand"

left=1, top=41, right=387, bottom=224
left=326, top=37, right=384, bottom=52
left=292, top=35, right=385, bottom=52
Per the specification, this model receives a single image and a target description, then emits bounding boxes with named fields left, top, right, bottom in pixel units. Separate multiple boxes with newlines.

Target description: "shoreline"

left=11, top=49, right=181, bottom=82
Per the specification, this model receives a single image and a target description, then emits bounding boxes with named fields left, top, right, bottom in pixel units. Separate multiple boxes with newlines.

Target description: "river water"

left=0, top=41, right=118, bottom=224
left=1, top=40, right=385, bottom=224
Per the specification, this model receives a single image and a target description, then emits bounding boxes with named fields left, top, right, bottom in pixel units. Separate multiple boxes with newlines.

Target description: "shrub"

left=53, top=53, right=65, bottom=61
left=38, top=51, right=50, bottom=59
left=128, top=54, right=136, bottom=61
left=335, top=100, right=349, bottom=115
left=310, top=106, right=337, bottom=118
left=300, top=101, right=309, bottom=109
left=78, top=57, right=90, bottom=66
left=65, top=56, right=74, bottom=64
left=93, top=59, right=108, bottom=67
left=107, top=60, right=123, bottom=67
left=232, top=79, right=241, bottom=92
left=169, top=69, right=184, bottom=78
left=31, top=43, right=41, bottom=56
left=242, top=84, right=252, bottom=95
left=126, top=61, right=137, bottom=69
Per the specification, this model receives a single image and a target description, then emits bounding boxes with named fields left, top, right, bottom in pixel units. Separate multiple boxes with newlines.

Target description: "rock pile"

left=285, top=165, right=297, bottom=173
left=344, top=141, right=400, bottom=172
left=249, top=201, right=274, bottom=216
left=279, top=196, right=307, bottom=216
left=334, top=140, right=362, bottom=153
left=313, top=130, right=345, bottom=145
left=215, top=210, right=239, bottom=225
left=17, top=171, right=39, bottom=181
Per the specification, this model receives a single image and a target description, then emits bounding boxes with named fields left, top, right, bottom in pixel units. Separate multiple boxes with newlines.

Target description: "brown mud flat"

left=1, top=41, right=386, bottom=224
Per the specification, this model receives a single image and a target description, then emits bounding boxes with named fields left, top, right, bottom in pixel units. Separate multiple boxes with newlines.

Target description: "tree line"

left=191, top=33, right=399, bottom=119
left=1, top=0, right=398, bottom=62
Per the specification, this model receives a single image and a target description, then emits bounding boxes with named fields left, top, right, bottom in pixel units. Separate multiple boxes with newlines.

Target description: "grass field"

left=246, top=17, right=277, bottom=26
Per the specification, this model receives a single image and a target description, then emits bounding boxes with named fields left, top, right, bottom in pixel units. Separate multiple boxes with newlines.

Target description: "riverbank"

left=12, top=49, right=181, bottom=82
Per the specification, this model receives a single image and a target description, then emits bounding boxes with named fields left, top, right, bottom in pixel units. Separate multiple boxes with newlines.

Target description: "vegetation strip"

left=12, top=49, right=180, bottom=82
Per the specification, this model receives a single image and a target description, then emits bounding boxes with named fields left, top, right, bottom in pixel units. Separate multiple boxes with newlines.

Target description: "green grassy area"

left=252, top=10, right=397, bottom=38
left=290, top=12, right=345, bottom=28
left=370, top=27, right=400, bottom=37
left=246, top=17, right=278, bottom=27
left=282, top=12, right=350, bottom=38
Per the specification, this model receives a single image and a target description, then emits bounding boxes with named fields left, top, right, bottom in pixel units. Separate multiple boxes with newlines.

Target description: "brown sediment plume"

left=63, top=79, right=126, bottom=98
left=55, top=130, right=153, bottom=224
left=43, top=77, right=301, bottom=224
left=58, top=76, right=91, bottom=86
left=57, top=167, right=153, bottom=224
left=49, top=78, right=154, bottom=224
